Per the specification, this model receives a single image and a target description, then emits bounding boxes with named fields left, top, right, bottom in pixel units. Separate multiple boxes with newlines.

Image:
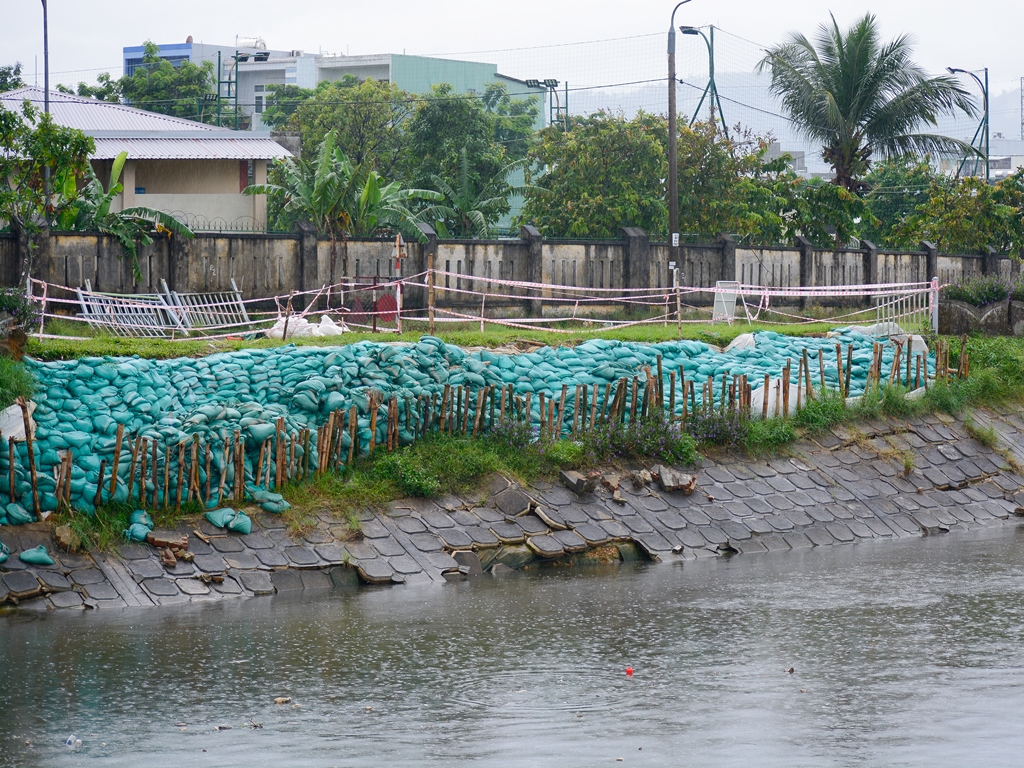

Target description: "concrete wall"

left=3, top=228, right=1019, bottom=318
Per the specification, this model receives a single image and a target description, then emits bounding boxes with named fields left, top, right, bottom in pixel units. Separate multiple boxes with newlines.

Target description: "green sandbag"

left=19, top=545, right=55, bottom=565
left=123, top=522, right=152, bottom=542
left=261, top=500, right=291, bottom=514
left=227, top=510, right=252, bottom=535
left=5, top=503, right=34, bottom=525
left=205, top=508, right=236, bottom=528
left=129, top=510, right=154, bottom=529
left=0, top=541, right=8, bottom=564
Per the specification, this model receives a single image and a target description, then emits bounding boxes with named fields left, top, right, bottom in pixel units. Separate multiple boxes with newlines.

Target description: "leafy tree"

left=120, top=41, right=216, bottom=122
left=73, top=72, right=122, bottom=103
left=288, top=77, right=412, bottom=180
left=260, top=84, right=313, bottom=130
left=481, top=82, right=539, bottom=160
left=0, top=99, right=93, bottom=279
left=860, top=155, right=938, bottom=246
left=894, top=171, right=1024, bottom=254
left=52, top=152, right=193, bottom=280
left=429, top=147, right=534, bottom=238
left=0, top=63, right=24, bottom=93
left=759, top=14, right=976, bottom=192
left=246, top=129, right=438, bottom=280
left=519, top=111, right=667, bottom=238
left=407, top=83, right=507, bottom=193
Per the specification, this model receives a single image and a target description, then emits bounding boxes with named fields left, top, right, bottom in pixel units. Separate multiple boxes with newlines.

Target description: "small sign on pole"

left=393, top=233, right=406, bottom=272
left=671, top=232, right=679, bottom=247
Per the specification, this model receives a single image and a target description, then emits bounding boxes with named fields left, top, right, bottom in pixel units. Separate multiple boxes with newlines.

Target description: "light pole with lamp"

left=947, top=66, right=989, bottom=183
left=667, top=0, right=694, bottom=260
left=681, top=25, right=728, bottom=139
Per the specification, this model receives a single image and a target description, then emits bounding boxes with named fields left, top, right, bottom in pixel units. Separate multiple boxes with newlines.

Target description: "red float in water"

left=626, top=667, right=633, bottom=677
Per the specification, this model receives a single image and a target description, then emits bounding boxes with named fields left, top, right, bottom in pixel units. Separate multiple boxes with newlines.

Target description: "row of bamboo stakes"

left=7, top=337, right=972, bottom=517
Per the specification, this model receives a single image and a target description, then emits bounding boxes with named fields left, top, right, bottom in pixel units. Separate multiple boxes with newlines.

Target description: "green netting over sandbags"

left=11, top=328, right=929, bottom=520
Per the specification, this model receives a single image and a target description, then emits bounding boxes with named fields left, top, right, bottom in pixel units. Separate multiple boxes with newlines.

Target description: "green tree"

left=73, top=72, right=122, bottom=103
left=481, top=82, right=539, bottom=160
left=860, top=155, right=938, bottom=246
left=759, top=14, right=976, bottom=192
left=519, top=111, right=667, bottom=238
left=0, top=99, right=93, bottom=279
left=288, top=78, right=412, bottom=180
left=260, top=84, right=314, bottom=130
left=0, top=63, right=24, bottom=93
left=120, top=41, right=216, bottom=122
left=429, top=147, right=534, bottom=238
left=407, top=83, right=507, bottom=192
left=246, top=129, right=438, bottom=280
left=894, top=171, right=1024, bottom=254
left=52, top=151, right=193, bottom=280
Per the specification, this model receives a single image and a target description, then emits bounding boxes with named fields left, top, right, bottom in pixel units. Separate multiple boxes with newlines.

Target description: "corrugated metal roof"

left=1, top=86, right=291, bottom=160
left=92, top=136, right=291, bottom=160
left=1, top=86, right=219, bottom=133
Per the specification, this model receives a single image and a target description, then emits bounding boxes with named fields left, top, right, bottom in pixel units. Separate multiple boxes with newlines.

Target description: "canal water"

left=4, top=526, right=1024, bottom=767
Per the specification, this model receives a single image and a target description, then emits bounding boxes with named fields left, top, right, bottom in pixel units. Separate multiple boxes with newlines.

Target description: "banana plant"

left=55, top=151, right=193, bottom=280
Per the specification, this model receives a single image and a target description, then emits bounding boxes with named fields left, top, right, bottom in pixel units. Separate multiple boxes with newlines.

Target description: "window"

left=254, top=96, right=263, bottom=114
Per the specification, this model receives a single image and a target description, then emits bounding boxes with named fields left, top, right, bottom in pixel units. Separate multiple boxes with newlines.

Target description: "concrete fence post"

left=718, top=233, right=736, bottom=283
left=860, top=239, right=878, bottom=309
left=297, top=221, right=319, bottom=293
left=921, top=241, right=939, bottom=284
left=410, top=222, right=437, bottom=312
left=982, top=246, right=1001, bottom=277
left=795, top=235, right=814, bottom=308
left=621, top=227, right=651, bottom=314
left=521, top=224, right=543, bottom=317
left=168, top=232, right=190, bottom=293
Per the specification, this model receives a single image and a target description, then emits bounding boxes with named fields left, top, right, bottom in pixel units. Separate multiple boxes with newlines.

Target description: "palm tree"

left=428, top=147, right=535, bottom=238
left=246, top=130, right=438, bottom=280
left=758, top=14, right=977, bottom=192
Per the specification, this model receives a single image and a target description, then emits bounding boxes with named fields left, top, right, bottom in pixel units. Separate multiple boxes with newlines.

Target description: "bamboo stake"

left=557, top=384, right=568, bottom=438
left=63, top=450, right=73, bottom=509
left=276, top=418, right=285, bottom=486
left=368, top=395, right=378, bottom=455
left=681, top=380, right=689, bottom=428
left=782, top=362, right=791, bottom=419
left=94, top=459, right=106, bottom=508
left=440, top=384, right=450, bottom=433
left=656, top=355, right=664, bottom=406
left=580, top=385, right=588, bottom=432
left=16, top=398, right=39, bottom=516
left=572, top=385, right=581, bottom=438
left=762, top=374, right=770, bottom=419
left=138, top=438, right=147, bottom=506
left=176, top=442, right=186, bottom=511
left=915, top=355, right=922, bottom=390
left=906, top=340, right=913, bottom=384
left=689, top=378, right=697, bottom=418
left=802, top=348, right=812, bottom=400
left=538, top=391, right=546, bottom=441
left=601, top=383, right=611, bottom=425
left=844, top=344, right=853, bottom=397
left=835, top=344, right=844, bottom=398
left=109, top=423, right=124, bottom=499
left=158, top=444, right=167, bottom=510
left=590, top=384, right=598, bottom=432
left=796, top=360, right=803, bottom=412
left=190, top=435, right=201, bottom=502
left=428, top=251, right=436, bottom=336
left=348, top=407, right=357, bottom=465
left=669, top=371, right=676, bottom=424
left=232, top=430, right=241, bottom=501
left=473, top=387, right=487, bottom=439
left=629, top=378, right=638, bottom=424
left=205, top=439, right=212, bottom=499
left=256, top=438, right=267, bottom=490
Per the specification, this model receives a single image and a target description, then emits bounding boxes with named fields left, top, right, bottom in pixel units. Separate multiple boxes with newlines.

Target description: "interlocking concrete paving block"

left=705, top=505, right=733, bottom=522
left=805, top=506, right=835, bottom=523
left=804, top=526, right=835, bottom=546
left=212, top=576, right=243, bottom=594
left=396, top=516, right=428, bottom=534
left=783, top=532, right=814, bottom=548
left=622, top=515, right=655, bottom=534
left=255, top=549, right=288, bottom=568
left=553, top=530, right=589, bottom=553
left=284, top=546, right=319, bottom=566
left=722, top=482, right=753, bottom=498
left=439, top=529, right=474, bottom=550
left=300, top=570, right=332, bottom=590
left=735, top=538, right=767, bottom=554
left=845, top=520, right=875, bottom=538
left=315, top=543, right=348, bottom=564
left=890, top=514, right=922, bottom=534
left=744, top=498, right=773, bottom=516
left=783, top=508, right=814, bottom=527
left=210, top=536, right=244, bottom=553
left=720, top=520, right=751, bottom=540
left=389, top=555, right=424, bottom=575
left=758, top=533, right=791, bottom=552
left=359, top=519, right=390, bottom=538
left=178, top=579, right=211, bottom=596
left=224, top=552, right=260, bottom=570
left=698, top=525, right=728, bottom=546
left=805, top=488, right=834, bottom=505
left=142, top=579, right=181, bottom=598
left=49, top=591, right=84, bottom=608
left=423, top=511, right=456, bottom=529
left=409, top=533, right=443, bottom=552
left=489, top=523, right=525, bottom=544
left=3, top=571, right=41, bottom=599
left=598, top=520, right=631, bottom=540
left=572, top=524, right=611, bottom=546
left=761, top=514, right=794, bottom=532
left=861, top=517, right=893, bottom=537
left=117, top=543, right=151, bottom=560
left=37, top=571, right=71, bottom=591
left=825, top=522, right=856, bottom=542
left=128, top=559, right=165, bottom=580
left=425, top=552, right=460, bottom=571
left=239, top=570, right=275, bottom=594
left=82, top=582, right=120, bottom=600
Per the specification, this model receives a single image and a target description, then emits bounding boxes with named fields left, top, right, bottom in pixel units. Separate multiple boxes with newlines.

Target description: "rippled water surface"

left=5, top=527, right=1024, bottom=767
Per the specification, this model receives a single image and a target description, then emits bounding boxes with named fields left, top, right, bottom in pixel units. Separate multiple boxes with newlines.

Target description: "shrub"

left=793, top=390, right=846, bottom=433
left=743, top=418, right=796, bottom=455
left=942, top=275, right=1013, bottom=307
left=580, top=416, right=699, bottom=465
left=685, top=409, right=748, bottom=449
left=0, top=286, right=40, bottom=329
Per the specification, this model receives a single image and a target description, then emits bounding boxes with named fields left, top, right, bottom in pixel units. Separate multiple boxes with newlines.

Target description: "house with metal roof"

left=0, top=86, right=291, bottom=231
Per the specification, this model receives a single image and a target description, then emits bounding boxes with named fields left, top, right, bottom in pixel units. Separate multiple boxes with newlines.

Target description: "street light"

left=40, top=0, right=48, bottom=116
left=667, top=0, right=694, bottom=256
left=947, top=66, right=989, bottom=183
left=526, top=78, right=567, bottom=131
left=681, top=25, right=728, bottom=139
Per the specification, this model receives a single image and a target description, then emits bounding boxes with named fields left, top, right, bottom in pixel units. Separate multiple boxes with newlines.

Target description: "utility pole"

left=667, top=0, right=693, bottom=264
left=947, top=66, right=989, bottom=183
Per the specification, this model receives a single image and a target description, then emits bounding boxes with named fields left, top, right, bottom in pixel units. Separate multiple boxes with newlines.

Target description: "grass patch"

left=51, top=500, right=205, bottom=552
left=0, top=357, right=35, bottom=410
left=792, top=390, right=846, bottom=433
left=742, top=418, right=796, bottom=456
left=963, top=413, right=999, bottom=449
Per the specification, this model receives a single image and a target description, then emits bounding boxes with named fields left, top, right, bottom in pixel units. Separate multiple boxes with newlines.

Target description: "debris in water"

left=274, top=697, right=291, bottom=705
left=625, top=666, right=634, bottom=677
left=787, top=667, right=795, bottom=674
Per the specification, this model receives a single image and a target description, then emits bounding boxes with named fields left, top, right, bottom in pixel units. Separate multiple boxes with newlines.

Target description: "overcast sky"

left=2, top=0, right=1019, bottom=96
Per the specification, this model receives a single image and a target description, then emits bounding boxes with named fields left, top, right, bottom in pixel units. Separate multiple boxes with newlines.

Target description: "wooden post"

left=572, top=385, right=581, bottom=438
left=233, top=430, right=242, bottom=501
left=557, top=385, right=567, bottom=439
left=138, top=438, right=147, bottom=507
left=762, top=374, right=770, bottom=419
left=428, top=251, right=436, bottom=336
left=835, top=344, right=844, bottom=397
left=204, top=440, right=212, bottom=499
left=94, top=459, right=106, bottom=508
left=669, top=371, right=676, bottom=424
left=472, top=388, right=486, bottom=439
left=796, top=360, right=803, bottom=412
left=844, top=344, right=853, bottom=397
left=589, top=384, right=598, bottom=431
left=538, top=391, right=546, bottom=441
left=109, top=423, right=124, bottom=499
left=151, top=439, right=159, bottom=508
left=126, top=436, right=140, bottom=502
left=782, top=362, right=791, bottom=419
left=675, top=268, right=683, bottom=335
left=656, top=354, right=664, bottom=408
left=818, top=353, right=826, bottom=395
left=629, top=378, right=638, bottom=424
left=256, top=439, right=267, bottom=490
left=176, top=442, right=186, bottom=511
left=16, top=399, right=39, bottom=516
left=368, top=395, right=378, bottom=454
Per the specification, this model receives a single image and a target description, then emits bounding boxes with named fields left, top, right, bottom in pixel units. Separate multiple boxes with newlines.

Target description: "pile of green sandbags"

left=3, top=329, right=924, bottom=522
